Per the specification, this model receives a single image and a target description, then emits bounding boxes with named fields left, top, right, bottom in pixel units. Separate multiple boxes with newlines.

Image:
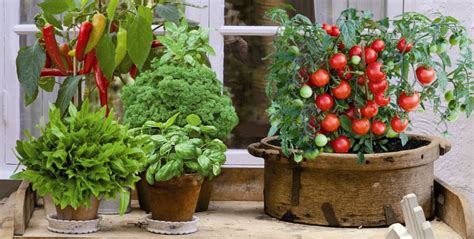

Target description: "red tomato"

left=352, top=118, right=370, bottom=135
left=310, top=69, right=330, bottom=87
left=315, top=93, right=334, bottom=111
left=329, top=26, right=340, bottom=37
left=391, top=115, right=409, bottom=133
left=322, top=23, right=331, bottom=32
left=374, top=93, right=390, bottom=106
left=371, top=120, right=387, bottom=135
left=329, top=53, right=347, bottom=70
left=368, top=79, right=388, bottom=94
left=361, top=100, right=379, bottom=118
left=357, top=76, right=365, bottom=85
left=370, top=39, right=385, bottom=52
left=364, top=47, right=378, bottom=64
left=344, top=105, right=358, bottom=119
left=321, top=113, right=340, bottom=132
left=397, top=38, right=413, bottom=53
left=366, top=62, right=386, bottom=82
left=416, top=66, right=436, bottom=85
left=349, top=45, right=362, bottom=57
left=398, top=91, right=420, bottom=112
left=338, top=42, right=345, bottom=49
left=332, top=80, right=352, bottom=100
left=331, top=136, right=351, bottom=153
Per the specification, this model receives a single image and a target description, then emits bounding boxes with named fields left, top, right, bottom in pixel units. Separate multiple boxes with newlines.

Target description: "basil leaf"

left=186, top=114, right=202, bottom=126
left=16, top=42, right=45, bottom=105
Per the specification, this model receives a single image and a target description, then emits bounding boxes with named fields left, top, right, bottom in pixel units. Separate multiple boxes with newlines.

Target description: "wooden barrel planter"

left=247, top=135, right=451, bottom=227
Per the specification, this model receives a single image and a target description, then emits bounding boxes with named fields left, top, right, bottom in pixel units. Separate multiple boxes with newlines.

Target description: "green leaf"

left=186, top=114, right=201, bottom=126
left=175, top=143, right=196, bottom=159
left=16, top=42, right=45, bottom=105
left=106, top=0, right=119, bottom=20
left=340, top=115, right=352, bottom=132
left=357, top=151, right=365, bottom=164
left=127, top=10, right=153, bottom=70
left=43, top=12, right=63, bottom=30
left=294, top=153, right=303, bottom=163
left=96, top=34, right=116, bottom=80
left=197, top=155, right=211, bottom=170
left=212, top=164, right=221, bottom=176
left=399, top=133, right=409, bottom=146
left=200, top=125, right=217, bottom=134
left=38, top=0, right=74, bottom=14
left=164, top=113, right=180, bottom=128
left=118, top=190, right=130, bottom=215
left=339, top=20, right=356, bottom=48
left=138, top=5, right=153, bottom=25
left=55, top=76, right=80, bottom=116
left=39, top=77, right=55, bottom=92
left=155, top=4, right=180, bottom=24
left=267, top=122, right=279, bottom=137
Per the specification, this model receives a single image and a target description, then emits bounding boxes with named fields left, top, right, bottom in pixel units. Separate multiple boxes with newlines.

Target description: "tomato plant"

left=266, top=8, right=473, bottom=163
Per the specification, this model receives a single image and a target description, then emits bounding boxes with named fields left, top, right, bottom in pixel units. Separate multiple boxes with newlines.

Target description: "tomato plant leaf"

left=356, top=151, right=365, bottom=164
left=340, top=115, right=352, bottom=132
left=16, top=42, right=45, bottom=106
left=96, top=33, right=116, bottom=80
left=399, top=133, right=409, bottom=146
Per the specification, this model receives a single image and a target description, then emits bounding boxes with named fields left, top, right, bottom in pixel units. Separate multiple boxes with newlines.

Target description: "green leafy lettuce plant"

left=121, top=20, right=238, bottom=139
left=11, top=101, right=148, bottom=213
left=132, top=113, right=227, bottom=184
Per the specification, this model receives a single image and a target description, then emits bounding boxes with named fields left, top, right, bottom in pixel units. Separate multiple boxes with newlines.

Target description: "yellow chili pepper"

left=84, top=13, right=106, bottom=54
left=114, top=27, right=127, bottom=68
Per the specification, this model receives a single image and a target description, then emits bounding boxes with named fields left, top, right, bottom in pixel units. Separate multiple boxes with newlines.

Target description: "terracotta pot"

left=55, top=197, right=100, bottom=221
left=248, top=135, right=451, bottom=227
left=147, top=174, right=202, bottom=221
left=136, top=172, right=151, bottom=212
left=195, top=178, right=213, bottom=212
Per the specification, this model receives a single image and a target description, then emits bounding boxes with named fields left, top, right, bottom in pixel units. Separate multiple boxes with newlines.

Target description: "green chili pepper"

left=114, top=27, right=127, bottom=68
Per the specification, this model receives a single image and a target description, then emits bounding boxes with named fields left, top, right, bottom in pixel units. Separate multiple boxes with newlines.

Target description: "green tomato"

left=289, top=45, right=300, bottom=55
left=429, top=44, right=438, bottom=54
left=351, top=55, right=361, bottom=65
left=448, top=100, right=459, bottom=111
left=293, top=99, right=304, bottom=108
left=299, top=85, right=313, bottom=99
left=314, top=134, right=328, bottom=147
left=303, top=149, right=320, bottom=160
left=444, top=90, right=454, bottom=101
left=449, top=34, right=459, bottom=46
left=447, top=111, right=459, bottom=122
left=386, top=127, right=399, bottom=138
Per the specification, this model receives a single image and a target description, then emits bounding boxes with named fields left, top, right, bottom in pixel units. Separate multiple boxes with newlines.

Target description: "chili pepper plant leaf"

left=127, top=6, right=153, bottom=70
left=96, top=33, right=116, bottom=79
left=38, top=77, right=55, bottom=92
left=11, top=100, right=148, bottom=211
left=16, top=42, right=45, bottom=106
left=55, top=75, right=81, bottom=116
left=38, top=0, right=74, bottom=15
left=155, top=3, right=180, bottom=25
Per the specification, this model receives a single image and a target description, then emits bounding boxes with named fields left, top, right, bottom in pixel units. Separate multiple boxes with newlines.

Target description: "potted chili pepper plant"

left=248, top=9, right=473, bottom=227
left=131, top=113, right=226, bottom=234
left=11, top=101, right=148, bottom=233
left=121, top=20, right=239, bottom=212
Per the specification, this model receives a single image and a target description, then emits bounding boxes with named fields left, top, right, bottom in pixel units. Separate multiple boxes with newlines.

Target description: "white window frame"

left=0, top=0, right=404, bottom=178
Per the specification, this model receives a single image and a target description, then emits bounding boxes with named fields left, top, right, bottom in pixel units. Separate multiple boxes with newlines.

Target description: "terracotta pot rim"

left=249, top=134, right=451, bottom=171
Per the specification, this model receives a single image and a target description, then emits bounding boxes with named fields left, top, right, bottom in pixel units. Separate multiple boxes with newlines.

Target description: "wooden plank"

left=13, top=181, right=35, bottom=236
left=0, top=192, right=16, bottom=238
left=434, top=177, right=473, bottom=239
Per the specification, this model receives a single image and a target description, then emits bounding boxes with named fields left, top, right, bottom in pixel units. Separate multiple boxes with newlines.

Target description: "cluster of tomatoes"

left=298, top=23, right=437, bottom=153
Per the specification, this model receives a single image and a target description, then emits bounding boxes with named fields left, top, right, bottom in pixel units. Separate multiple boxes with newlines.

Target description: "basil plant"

left=11, top=101, right=148, bottom=214
left=134, top=113, right=228, bottom=184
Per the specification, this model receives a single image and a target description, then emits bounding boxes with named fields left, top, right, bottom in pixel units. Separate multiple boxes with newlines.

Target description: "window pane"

left=225, top=0, right=315, bottom=26
left=223, top=35, right=273, bottom=149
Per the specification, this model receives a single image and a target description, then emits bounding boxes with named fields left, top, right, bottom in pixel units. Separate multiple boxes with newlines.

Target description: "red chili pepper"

left=79, top=50, right=96, bottom=75
left=42, top=24, right=68, bottom=75
left=44, top=53, right=51, bottom=68
left=75, top=21, right=93, bottom=61
left=40, top=68, right=67, bottom=77
left=93, top=60, right=109, bottom=115
left=60, top=43, right=74, bottom=71
left=151, top=40, right=163, bottom=48
left=130, top=64, right=138, bottom=79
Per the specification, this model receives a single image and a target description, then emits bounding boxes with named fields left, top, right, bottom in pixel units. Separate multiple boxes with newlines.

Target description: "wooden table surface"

left=14, top=201, right=460, bottom=239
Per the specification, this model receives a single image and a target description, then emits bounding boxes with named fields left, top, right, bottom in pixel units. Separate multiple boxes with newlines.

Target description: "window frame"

left=0, top=0, right=404, bottom=178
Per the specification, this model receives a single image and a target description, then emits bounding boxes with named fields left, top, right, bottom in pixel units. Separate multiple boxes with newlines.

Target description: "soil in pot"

left=55, top=197, right=100, bottom=220
left=195, top=178, right=213, bottom=212
left=147, top=174, right=202, bottom=222
left=136, top=172, right=151, bottom=212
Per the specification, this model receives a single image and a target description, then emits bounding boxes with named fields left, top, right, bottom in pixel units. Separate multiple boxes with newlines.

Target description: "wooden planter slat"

left=13, top=181, right=35, bottom=236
